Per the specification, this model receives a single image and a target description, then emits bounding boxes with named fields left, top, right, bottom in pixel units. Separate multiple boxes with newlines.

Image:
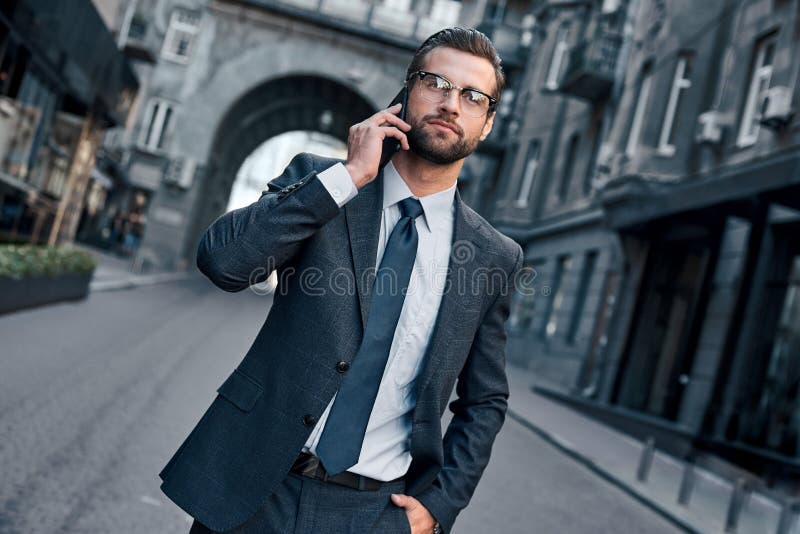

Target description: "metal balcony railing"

left=558, top=30, right=622, bottom=102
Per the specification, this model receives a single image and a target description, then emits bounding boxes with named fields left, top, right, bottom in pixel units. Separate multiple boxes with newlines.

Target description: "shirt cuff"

left=317, top=163, right=358, bottom=208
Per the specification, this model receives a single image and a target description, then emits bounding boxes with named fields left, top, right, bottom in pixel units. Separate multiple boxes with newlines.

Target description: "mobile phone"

left=378, top=87, right=409, bottom=172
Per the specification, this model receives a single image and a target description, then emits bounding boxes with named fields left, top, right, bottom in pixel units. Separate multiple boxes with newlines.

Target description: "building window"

left=515, top=139, right=541, bottom=207
left=509, top=258, right=544, bottom=334
left=161, top=8, right=201, bottom=64
left=557, top=133, right=580, bottom=201
left=541, top=255, right=572, bottom=340
left=625, top=61, right=653, bottom=158
left=138, top=98, right=174, bottom=152
left=657, top=53, right=692, bottom=157
left=545, top=24, right=570, bottom=91
left=119, top=8, right=148, bottom=47
left=737, top=34, right=776, bottom=147
left=127, top=14, right=147, bottom=41
left=567, top=251, right=598, bottom=345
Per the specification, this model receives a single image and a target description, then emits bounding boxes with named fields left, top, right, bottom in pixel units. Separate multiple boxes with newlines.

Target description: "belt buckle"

left=295, top=453, right=321, bottom=479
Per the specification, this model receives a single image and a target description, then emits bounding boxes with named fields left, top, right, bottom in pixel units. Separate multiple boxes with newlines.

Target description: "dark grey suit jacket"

left=159, top=152, right=523, bottom=533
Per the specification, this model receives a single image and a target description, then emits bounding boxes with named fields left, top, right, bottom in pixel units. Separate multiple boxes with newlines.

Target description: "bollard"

left=724, top=478, right=749, bottom=533
left=677, top=457, right=696, bottom=506
left=636, top=437, right=656, bottom=483
left=776, top=499, right=800, bottom=534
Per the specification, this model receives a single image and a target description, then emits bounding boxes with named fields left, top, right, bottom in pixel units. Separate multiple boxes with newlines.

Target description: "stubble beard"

left=406, top=115, right=482, bottom=165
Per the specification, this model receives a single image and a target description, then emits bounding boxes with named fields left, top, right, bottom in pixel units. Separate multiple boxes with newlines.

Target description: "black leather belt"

left=290, top=452, right=393, bottom=491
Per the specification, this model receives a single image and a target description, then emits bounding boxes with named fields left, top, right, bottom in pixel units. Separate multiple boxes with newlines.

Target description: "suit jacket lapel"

left=344, top=169, right=384, bottom=332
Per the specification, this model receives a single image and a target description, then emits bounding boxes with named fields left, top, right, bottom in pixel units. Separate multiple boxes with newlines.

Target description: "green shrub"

left=0, top=244, right=97, bottom=278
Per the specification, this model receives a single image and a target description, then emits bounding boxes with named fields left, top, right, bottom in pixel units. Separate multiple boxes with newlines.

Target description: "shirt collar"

left=382, top=160, right=456, bottom=233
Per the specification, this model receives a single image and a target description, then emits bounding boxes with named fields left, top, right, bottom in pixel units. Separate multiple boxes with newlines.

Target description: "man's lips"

left=427, top=119, right=460, bottom=135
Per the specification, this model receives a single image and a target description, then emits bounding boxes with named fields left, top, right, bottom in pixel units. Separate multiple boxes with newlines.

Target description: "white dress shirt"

left=301, top=160, right=456, bottom=481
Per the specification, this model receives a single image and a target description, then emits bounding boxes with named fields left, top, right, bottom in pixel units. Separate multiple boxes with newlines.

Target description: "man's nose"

left=437, top=90, right=461, bottom=116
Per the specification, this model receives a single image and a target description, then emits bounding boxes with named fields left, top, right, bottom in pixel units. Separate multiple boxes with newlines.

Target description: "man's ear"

left=479, top=112, right=495, bottom=141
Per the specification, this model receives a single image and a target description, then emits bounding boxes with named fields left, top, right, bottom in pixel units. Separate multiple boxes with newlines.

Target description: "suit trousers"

left=188, top=471, right=411, bottom=534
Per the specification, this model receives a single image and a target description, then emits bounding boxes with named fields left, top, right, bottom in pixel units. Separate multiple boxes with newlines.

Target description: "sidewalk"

left=506, top=364, right=791, bottom=534
left=77, top=245, right=194, bottom=292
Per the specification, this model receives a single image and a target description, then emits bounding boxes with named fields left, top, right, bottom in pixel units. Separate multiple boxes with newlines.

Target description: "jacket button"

left=336, top=361, right=351, bottom=373
left=303, top=414, right=317, bottom=427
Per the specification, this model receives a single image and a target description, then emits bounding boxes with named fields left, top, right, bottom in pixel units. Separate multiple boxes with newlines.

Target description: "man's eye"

left=423, top=77, right=440, bottom=89
left=465, top=91, right=486, bottom=104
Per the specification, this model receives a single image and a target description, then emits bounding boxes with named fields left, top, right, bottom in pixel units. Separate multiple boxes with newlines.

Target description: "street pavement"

left=0, top=276, right=679, bottom=533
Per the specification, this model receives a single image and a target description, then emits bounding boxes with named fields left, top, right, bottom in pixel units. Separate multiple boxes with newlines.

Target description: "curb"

left=90, top=272, right=193, bottom=292
left=506, top=408, right=701, bottom=534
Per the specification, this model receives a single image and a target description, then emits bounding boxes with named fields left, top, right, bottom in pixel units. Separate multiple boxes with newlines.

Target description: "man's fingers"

left=391, top=493, right=408, bottom=507
left=379, top=126, right=410, bottom=150
left=367, top=104, right=402, bottom=124
left=391, top=493, right=421, bottom=510
left=370, top=109, right=411, bottom=131
left=380, top=112, right=412, bottom=131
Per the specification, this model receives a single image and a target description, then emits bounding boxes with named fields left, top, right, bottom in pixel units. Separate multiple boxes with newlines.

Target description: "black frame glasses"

left=406, top=70, right=498, bottom=118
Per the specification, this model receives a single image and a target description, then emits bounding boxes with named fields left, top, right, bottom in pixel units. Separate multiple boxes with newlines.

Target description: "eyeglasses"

left=406, top=70, right=497, bottom=118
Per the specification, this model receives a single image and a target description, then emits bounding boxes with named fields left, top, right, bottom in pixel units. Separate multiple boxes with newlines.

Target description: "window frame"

left=544, top=24, right=570, bottom=91
left=656, top=54, right=692, bottom=157
left=514, top=139, right=541, bottom=207
left=736, top=35, right=776, bottom=148
left=137, top=97, right=176, bottom=153
left=160, top=8, right=201, bottom=64
left=625, top=62, right=654, bottom=158
left=541, top=254, right=573, bottom=341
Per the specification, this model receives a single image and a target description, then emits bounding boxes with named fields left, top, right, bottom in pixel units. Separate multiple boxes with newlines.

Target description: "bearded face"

left=406, top=110, right=487, bottom=165
left=401, top=47, right=497, bottom=166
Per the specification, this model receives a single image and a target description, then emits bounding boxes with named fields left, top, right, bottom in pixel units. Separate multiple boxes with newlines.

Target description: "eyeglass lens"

left=416, top=73, right=491, bottom=117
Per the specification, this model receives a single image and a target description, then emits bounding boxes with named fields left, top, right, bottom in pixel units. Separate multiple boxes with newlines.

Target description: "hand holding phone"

left=378, top=87, right=409, bottom=171
left=344, top=88, right=411, bottom=190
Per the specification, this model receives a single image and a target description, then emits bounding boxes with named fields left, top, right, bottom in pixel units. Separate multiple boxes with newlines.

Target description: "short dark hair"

left=406, top=27, right=506, bottom=110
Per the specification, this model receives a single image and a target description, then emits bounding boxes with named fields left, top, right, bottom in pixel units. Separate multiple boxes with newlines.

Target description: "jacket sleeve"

left=415, top=243, right=524, bottom=533
left=195, top=152, right=342, bottom=292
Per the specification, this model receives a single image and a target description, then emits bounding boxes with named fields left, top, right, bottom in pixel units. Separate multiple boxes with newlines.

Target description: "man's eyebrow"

left=451, top=76, right=492, bottom=94
left=458, top=77, right=494, bottom=95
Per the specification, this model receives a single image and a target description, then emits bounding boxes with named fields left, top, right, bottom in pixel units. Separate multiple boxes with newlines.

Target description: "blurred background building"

left=0, top=0, right=137, bottom=247
left=497, top=0, right=800, bottom=491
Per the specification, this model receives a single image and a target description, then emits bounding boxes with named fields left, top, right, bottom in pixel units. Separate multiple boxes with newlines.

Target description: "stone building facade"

left=496, top=0, right=800, bottom=484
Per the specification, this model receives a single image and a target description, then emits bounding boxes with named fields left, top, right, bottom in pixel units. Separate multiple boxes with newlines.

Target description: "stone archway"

left=182, top=74, right=374, bottom=264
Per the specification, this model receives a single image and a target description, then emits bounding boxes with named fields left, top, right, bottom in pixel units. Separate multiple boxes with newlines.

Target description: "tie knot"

left=398, top=197, right=424, bottom=220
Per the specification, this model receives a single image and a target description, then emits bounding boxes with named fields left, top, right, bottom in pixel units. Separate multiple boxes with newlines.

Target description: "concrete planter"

left=0, top=272, right=92, bottom=315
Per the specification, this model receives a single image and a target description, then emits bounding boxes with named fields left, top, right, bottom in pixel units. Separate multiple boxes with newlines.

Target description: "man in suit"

left=160, top=27, right=524, bottom=534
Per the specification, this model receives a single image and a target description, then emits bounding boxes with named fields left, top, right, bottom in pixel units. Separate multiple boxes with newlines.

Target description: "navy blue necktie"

left=316, top=197, right=425, bottom=476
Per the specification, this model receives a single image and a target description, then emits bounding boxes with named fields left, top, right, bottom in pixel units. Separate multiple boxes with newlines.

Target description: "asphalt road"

left=0, top=277, right=679, bottom=534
